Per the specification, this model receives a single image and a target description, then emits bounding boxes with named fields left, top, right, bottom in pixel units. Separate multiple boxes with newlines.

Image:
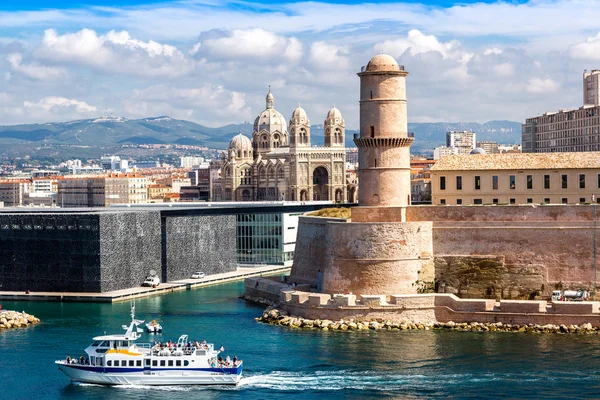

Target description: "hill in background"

left=0, top=116, right=523, bottom=152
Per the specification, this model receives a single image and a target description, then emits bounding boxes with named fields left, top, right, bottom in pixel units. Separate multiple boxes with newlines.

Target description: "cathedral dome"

left=365, top=54, right=401, bottom=72
left=326, top=106, right=344, bottom=125
left=290, top=105, right=309, bottom=125
left=228, top=133, right=252, bottom=151
left=253, top=90, right=288, bottom=136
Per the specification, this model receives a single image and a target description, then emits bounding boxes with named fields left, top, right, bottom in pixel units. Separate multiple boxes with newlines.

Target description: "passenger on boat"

left=66, top=356, right=71, bottom=364
left=80, top=356, right=85, bottom=364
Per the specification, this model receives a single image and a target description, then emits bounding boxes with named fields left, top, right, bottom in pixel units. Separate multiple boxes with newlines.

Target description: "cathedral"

left=221, top=90, right=348, bottom=202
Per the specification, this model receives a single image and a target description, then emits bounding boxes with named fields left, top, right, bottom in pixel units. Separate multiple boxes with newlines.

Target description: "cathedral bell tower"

left=355, top=54, right=412, bottom=209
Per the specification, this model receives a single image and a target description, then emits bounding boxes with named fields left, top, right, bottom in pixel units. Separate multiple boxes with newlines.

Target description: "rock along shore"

left=0, top=310, right=40, bottom=329
left=255, top=306, right=600, bottom=334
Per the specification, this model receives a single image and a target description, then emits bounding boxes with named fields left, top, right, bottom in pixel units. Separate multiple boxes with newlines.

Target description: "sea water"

left=1, top=281, right=600, bottom=399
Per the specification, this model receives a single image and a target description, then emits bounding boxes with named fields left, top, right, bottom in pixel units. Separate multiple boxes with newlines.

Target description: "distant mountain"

left=0, top=116, right=522, bottom=150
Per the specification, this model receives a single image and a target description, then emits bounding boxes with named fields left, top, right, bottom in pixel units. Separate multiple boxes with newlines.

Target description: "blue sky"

left=0, top=0, right=599, bottom=128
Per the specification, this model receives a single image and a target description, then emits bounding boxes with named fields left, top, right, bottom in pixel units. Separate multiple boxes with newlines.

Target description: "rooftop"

left=430, top=152, right=600, bottom=171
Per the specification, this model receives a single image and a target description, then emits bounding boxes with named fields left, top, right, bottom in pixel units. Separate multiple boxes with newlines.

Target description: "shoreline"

left=254, top=305, right=600, bottom=334
left=0, top=265, right=290, bottom=303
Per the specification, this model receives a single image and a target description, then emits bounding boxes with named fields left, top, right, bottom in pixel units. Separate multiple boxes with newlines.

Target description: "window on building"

left=510, top=198, right=516, bottom=204
left=457, top=199, right=462, bottom=205
left=527, top=198, right=533, bottom=204
left=474, top=176, right=481, bottom=190
left=580, top=174, right=586, bottom=189
left=527, top=175, right=533, bottom=190
left=509, top=175, right=516, bottom=189
left=544, top=198, right=550, bottom=203
left=562, top=175, right=568, bottom=189
left=493, top=198, right=498, bottom=204
left=597, top=174, right=600, bottom=189
left=580, top=197, right=586, bottom=203
left=544, top=175, right=550, bottom=189
left=370, top=126, right=375, bottom=138
left=474, top=199, right=482, bottom=204
left=440, top=176, right=446, bottom=190
left=562, top=198, right=568, bottom=204
left=440, top=199, right=446, bottom=205
left=492, top=175, right=498, bottom=190
left=456, top=176, right=462, bottom=190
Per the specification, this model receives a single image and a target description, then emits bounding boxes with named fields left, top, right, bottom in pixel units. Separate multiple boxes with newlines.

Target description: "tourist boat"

left=55, top=304, right=243, bottom=385
left=145, top=320, right=162, bottom=333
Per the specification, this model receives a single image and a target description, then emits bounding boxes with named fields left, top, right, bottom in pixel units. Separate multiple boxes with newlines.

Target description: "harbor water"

left=2, top=280, right=600, bottom=399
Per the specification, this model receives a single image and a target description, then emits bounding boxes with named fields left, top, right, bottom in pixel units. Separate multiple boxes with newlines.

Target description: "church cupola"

left=289, top=105, right=310, bottom=148
left=324, top=106, right=345, bottom=147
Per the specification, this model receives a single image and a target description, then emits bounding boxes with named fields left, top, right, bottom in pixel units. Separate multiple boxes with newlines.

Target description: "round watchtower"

left=355, top=54, right=412, bottom=207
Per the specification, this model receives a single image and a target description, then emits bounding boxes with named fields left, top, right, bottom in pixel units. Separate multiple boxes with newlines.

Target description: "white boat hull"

left=56, top=362, right=242, bottom=386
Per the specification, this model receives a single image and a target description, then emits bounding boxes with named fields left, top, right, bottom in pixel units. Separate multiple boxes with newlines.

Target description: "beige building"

left=221, top=91, right=347, bottom=202
left=476, top=141, right=499, bottom=154
left=58, top=175, right=148, bottom=207
left=447, top=131, right=476, bottom=154
left=431, top=152, right=600, bottom=205
left=0, top=180, right=30, bottom=206
left=523, top=70, right=600, bottom=153
left=584, top=69, right=600, bottom=106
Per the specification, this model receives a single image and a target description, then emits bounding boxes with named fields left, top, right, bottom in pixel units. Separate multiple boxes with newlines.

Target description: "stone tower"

left=289, top=105, right=311, bottom=148
left=324, top=106, right=345, bottom=147
left=355, top=54, right=412, bottom=209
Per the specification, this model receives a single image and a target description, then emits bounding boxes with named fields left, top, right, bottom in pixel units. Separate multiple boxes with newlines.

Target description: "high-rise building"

left=523, top=70, right=600, bottom=153
left=584, top=69, right=600, bottom=106
left=446, top=131, right=476, bottom=154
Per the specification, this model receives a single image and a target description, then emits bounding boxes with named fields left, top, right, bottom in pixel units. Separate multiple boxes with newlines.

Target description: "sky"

left=1, top=0, right=600, bottom=128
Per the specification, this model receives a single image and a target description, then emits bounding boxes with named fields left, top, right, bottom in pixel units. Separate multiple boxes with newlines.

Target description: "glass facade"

left=237, top=213, right=290, bottom=265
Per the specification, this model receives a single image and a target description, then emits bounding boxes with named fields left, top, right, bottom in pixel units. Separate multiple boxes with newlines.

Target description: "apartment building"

left=431, top=152, right=600, bottom=205
left=57, top=175, right=148, bottom=207
left=523, top=70, right=600, bottom=153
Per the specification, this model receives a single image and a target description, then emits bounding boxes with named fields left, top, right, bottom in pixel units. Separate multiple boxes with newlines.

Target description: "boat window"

left=96, top=348, right=108, bottom=354
left=145, top=359, right=150, bottom=366
left=152, top=360, right=157, bottom=367
left=99, top=341, right=109, bottom=347
left=120, top=341, right=129, bottom=347
left=114, top=360, right=120, bottom=366
left=107, top=361, right=112, bottom=366
left=176, top=360, right=181, bottom=367
left=91, top=341, right=101, bottom=347
left=137, top=360, right=142, bottom=367
left=184, top=361, right=189, bottom=367
left=160, top=360, right=166, bottom=367
left=168, top=360, right=174, bottom=367
left=129, top=360, right=134, bottom=367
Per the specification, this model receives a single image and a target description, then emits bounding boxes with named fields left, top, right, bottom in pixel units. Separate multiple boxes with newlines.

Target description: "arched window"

left=259, top=168, right=266, bottom=180
left=277, top=168, right=284, bottom=179
left=243, top=150, right=248, bottom=158
left=237, top=150, right=241, bottom=158
left=268, top=167, right=275, bottom=180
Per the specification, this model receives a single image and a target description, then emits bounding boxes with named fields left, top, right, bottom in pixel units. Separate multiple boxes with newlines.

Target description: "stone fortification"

left=289, top=215, right=434, bottom=294
left=290, top=204, right=600, bottom=298
left=246, top=277, right=600, bottom=328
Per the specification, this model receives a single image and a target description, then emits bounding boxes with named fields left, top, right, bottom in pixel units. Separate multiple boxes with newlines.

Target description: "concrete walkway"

left=0, top=265, right=290, bottom=303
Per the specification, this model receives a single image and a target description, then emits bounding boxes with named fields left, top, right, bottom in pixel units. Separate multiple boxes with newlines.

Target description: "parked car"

left=142, top=276, right=160, bottom=287
left=192, top=272, right=205, bottom=279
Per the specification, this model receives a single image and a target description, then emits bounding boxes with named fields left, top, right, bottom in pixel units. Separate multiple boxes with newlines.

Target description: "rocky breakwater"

left=256, top=307, right=600, bottom=334
left=0, top=310, right=40, bottom=329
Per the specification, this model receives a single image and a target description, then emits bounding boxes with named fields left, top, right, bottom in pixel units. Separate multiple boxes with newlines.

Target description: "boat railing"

left=135, top=343, right=152, bottom=349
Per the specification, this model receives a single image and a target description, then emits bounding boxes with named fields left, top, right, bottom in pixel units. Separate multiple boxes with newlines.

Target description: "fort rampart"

left=289, top=205, right=600, bottom=298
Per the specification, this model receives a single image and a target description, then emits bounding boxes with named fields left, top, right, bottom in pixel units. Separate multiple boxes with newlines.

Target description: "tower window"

left=370, top=90, right=373, bottom=99
left=370, top=126, right=374, bottom=138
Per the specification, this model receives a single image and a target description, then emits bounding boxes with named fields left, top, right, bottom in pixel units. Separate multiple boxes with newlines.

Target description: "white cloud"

left=569, top=32, right=600, bottom=60
left=127, top=84, right=253, bottom=126
left=309, top=41, right=350, bottom=70
left=192, top=28, right=302, bottom=64
left=376, top=29, right=471, bottom=64
left=7, top=53, right=67, bottom=80
left=526, top=77, right=560, bottom=94
left=37, top=28, right=193, bottom=77
left=11, top=96, right=98, bottom=122
left=484, top=48, right=503, bottom=56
